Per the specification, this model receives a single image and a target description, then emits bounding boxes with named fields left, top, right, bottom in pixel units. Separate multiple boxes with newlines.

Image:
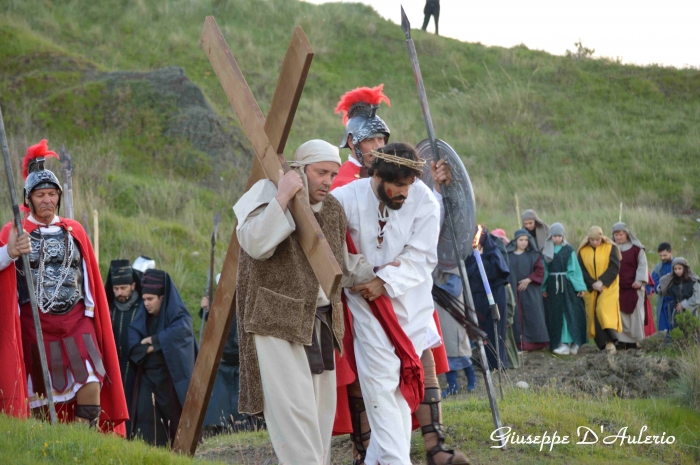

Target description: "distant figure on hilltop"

left=421, top=0, right=440, bottom=35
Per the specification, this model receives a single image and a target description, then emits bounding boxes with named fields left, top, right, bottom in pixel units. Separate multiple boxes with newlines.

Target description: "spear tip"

left=400, top=5, right=411, bottom=39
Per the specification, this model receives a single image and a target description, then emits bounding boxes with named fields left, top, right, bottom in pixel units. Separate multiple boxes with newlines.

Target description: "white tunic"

left=330, top=178, right=440, bottom=465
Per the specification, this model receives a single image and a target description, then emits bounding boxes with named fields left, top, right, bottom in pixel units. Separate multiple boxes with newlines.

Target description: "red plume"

left=22, top=139, right=59, bottom=180
left=335, top=84, right=391, bottom=125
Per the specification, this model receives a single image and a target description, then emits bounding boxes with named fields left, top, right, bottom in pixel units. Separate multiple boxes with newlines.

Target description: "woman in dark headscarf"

left=521, top=209, right=550, bottom=251
left=508, top=229, right=548, bottom=350
left=466, top=227, right=510, bottom=370
left=659, top=257, right=700, bottom=328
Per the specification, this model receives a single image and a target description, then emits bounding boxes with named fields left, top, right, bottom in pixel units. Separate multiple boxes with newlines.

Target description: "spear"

left=0, top=105, right=57, bottom=424
left=58, top=144, right=73, bottom=220
left=401, top=7, right=505, bottom=447
left=199, top=211, right=221, bottom=344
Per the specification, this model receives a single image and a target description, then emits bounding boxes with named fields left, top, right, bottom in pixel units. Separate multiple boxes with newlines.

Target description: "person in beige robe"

left=611, top=222, right=648, bottom=348
left=234, top=140, right=376, bottom=464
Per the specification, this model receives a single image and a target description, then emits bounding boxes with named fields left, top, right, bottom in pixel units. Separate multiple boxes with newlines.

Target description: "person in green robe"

left=541, top=223, right=587, bottom=355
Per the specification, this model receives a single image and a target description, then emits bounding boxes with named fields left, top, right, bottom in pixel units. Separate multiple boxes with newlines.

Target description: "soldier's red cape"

left=0, top=219, right=128, bottom=436
left=330, top=169, right=448, bottom=434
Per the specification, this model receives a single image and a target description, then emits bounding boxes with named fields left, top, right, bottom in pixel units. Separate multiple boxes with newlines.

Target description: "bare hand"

left=577, top=291, right=585, bottom=298
left=375, top=261, right=400, bottom=272
left=676, top=303, right=684, bottom=312
left=542, top=291, right=548, bottom=298
left=140, top=337, right=152, bottom=345
left=430, top=160, right=453, bottom=194
left=200, top=296, right=209, bottom=311
left=275, top=169, right=304, bottom=211
left=7, top=227, right=31, bottom=259
left=352, top=277, right=386, bottom=301
left=146, top=345, right=154, bottom=354
left=631, top=281, right=643, bottom=290
left=517, top=278, right=531, bottom=292
left=592, top=281, right=604, bottom=292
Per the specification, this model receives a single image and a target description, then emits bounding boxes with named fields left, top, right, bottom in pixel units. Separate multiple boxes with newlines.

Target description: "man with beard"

left=332, top=143, right=468, bottom=465
left=129, top=269, right=196, bottom=446
left=0, top=140, right=127, bottom=433
left=333, top=86, right=465, bottom=465
left=105, top=259, right=142, bottom=436
left=652, top=242, right=675, bottom=333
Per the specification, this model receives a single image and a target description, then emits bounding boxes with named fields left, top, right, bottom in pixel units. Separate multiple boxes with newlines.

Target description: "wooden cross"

left=172, top=16, right=343, bottom=455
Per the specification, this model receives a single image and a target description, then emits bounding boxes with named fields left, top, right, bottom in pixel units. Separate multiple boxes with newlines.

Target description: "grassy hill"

left=1, top=0, right=699, bottom=323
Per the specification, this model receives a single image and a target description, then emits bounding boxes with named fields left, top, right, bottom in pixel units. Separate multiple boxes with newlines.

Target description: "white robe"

left=331, top=178, right=440, bottom=465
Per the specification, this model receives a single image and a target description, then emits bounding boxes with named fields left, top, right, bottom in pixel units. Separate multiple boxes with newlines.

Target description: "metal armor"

left=21, top=228, right=84, bottom=315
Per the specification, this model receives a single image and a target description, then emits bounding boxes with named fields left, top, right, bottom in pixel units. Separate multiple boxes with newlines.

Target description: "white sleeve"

left=376, top=190, right=440, bottom=298
left=0, top=245, right=17, bottom=271
left=636, top=249, right=648, bottom=283
left=234, top=180, right=296, bottom=260
left=82, top=258, right=95, bottom=317
left=432, top=187, right=445, bottom=226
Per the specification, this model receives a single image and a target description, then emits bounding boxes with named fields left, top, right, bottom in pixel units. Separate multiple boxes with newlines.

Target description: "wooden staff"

left=515, top=193, right=521, bottom=229
left=93, top=209, right=99, bottom=265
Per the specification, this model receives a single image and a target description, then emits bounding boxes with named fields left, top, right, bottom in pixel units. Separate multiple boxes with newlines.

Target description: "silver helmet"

left=22, top=140, right=62, bottom=211
left=336, top=84, right=391, bottom=163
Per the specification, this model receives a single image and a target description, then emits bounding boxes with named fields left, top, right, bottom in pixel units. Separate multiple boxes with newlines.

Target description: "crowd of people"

left=1, top=82, right=698, bottom=465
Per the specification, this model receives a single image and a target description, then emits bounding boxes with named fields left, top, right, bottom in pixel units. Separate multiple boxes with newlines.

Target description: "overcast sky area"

left=304, top=0, right=699, bottom=69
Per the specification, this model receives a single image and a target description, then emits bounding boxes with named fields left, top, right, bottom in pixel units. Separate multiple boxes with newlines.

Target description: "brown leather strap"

left=64, top=337, right=88, bottom=383
left=49, top=341, right=67, bottom=392
left=83, top=334, right=106, bottom=377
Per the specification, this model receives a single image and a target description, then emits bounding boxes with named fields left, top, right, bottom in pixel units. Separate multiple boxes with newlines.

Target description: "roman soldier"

left=105, top=259, right=143, bottom=436
left=0, top=140, right=127, bottom=434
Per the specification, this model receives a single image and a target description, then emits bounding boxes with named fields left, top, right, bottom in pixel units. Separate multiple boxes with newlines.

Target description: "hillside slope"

left=1, top=0, right=699, bottom=314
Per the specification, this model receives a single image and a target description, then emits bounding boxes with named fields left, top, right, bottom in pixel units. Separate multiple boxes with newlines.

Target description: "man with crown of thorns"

left=331, top=84, right=469, bottom=465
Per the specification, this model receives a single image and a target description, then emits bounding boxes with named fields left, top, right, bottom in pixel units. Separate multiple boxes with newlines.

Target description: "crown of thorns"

left=369, top=150, right=426, bottom=170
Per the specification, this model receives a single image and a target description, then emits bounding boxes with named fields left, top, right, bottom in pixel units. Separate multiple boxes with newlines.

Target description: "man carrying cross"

left=234, top=139, right=376, bottom=464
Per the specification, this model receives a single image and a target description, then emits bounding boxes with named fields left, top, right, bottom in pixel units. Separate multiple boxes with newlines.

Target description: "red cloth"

left=331, top=160, right=362, bottom=190
left=0, top=227, right=29, bottom=419
left=619, top=245, right=642, bottom=314
left=644, top=272, right=656, bottom=337
left=0, top=219, right=128, bottom=436
left=431, top=312, right=449, bottom=375
left=332, top=232, right=424, bottom=435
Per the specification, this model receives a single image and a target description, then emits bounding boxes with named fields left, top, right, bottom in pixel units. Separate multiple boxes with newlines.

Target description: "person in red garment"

left=0, top=140, right=127, bottom=435
left=332, top=86, right=466, bottom=465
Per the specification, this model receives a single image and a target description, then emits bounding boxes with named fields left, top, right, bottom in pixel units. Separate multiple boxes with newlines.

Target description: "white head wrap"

left=288, top=140, right=341, bottom=209
left=542, top=222, right=568, bottom=263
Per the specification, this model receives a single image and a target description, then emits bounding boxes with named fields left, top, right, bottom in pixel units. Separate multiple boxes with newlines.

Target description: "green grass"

left=0, top=414, right=219, bottom=464
left=0, top=0, right=699, bottom=333
left=197, top=387, right=700, bottom=464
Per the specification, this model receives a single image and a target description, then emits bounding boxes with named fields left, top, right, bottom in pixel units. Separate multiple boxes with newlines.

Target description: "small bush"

left=675, top=345, right=700, bottom=412
left=670, top=311, right=700, bottom=347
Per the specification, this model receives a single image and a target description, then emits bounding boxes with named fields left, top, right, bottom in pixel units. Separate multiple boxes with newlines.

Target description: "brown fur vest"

left=236, top=194, right=346, bottom=415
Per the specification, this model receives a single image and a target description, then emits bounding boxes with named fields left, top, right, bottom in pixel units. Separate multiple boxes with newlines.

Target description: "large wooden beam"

left=173, top=19, right=335, bottom=456
left=201, top=16, right=341, bottom=297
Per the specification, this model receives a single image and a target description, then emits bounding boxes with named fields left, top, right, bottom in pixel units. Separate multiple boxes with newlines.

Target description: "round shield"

left=416, top=139, right=477, bottom=271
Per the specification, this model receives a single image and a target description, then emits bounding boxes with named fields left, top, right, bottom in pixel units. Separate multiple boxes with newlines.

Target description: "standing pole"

left=199, top=212, right=221, bottom=345
left=0, top=106, right=57, bottom=424
left=93, top=210, right=99, bottom=265
left=619, top=202, right=623, bottom=223
left=515, top=193, right=521, bottom=230
left=58, top=145, right=73, bottom=220
left=400, top=7, right=505, bottom=447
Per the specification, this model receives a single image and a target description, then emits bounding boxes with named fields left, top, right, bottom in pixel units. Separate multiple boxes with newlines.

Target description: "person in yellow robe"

left=577, top=226, right=622, bottom=355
